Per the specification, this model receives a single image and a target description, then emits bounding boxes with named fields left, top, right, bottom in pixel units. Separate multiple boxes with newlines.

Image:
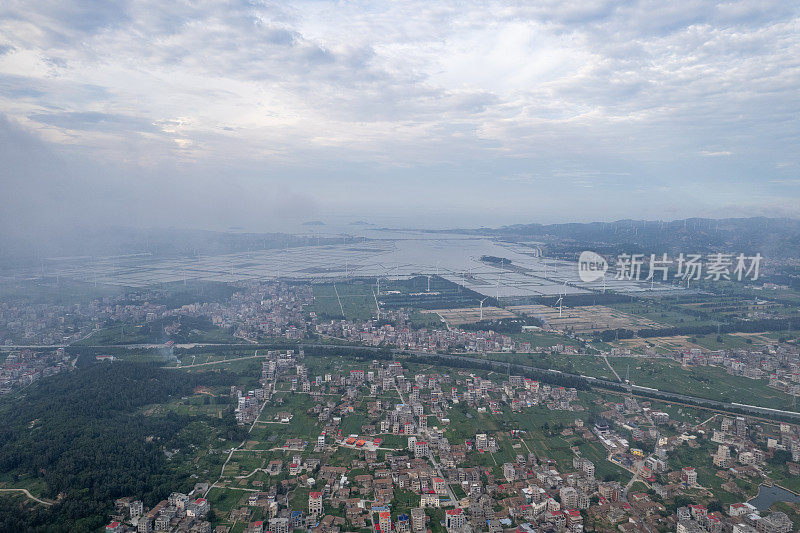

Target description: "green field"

left=311, top=282, right=377, bottom=321
left=409, top=309, right=447, bottom=328
left=608, top=357, right=797, bottom=411
left=484, top=352, right=618, bottom=381
left=507, top=331, right=576, bottom=348
left=310, top=276, right=489, bottom=324
left=607, top=301, right=721, bottom=328
left=74, top=316, right=238, bottom=346
left=687, top=333, right=755, bottom=350
left=476, top=349, right=798, bottom=412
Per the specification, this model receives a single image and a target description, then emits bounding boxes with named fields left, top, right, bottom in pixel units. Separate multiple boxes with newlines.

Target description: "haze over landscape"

left=4, top=3, right=800, bottom=533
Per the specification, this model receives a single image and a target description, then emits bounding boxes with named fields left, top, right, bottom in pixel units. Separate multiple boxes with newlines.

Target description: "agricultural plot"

left=253, top=393, right=321, bottom=440
left=508, top=330, right=575, bottom=348
left=409, top=310, right=448, bottom=328
left=616, top=331, right=783, bottom=354
left=74, top=317, right=238, bottom=346
left=142, top=391, right=234, bottom=418
left=485, top=352, right=617, bottom=381
left=311, top=281, right=378, bottom=321
left=615, top=335, right=702, bottom=354
left=674, top=296, right=793, bottom=319
left=689, top=333, right=760, bottom=351
left=607, top=301, right=720, bottom=328
left=607, top=357, right=798, bottom=411
left=421, top=306, right=516, bottom=326
left=508, top=304, right=663, bottom=334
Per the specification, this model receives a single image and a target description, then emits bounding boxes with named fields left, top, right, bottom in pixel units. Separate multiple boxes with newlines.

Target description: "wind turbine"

left=555, top=296, right=564, bottom=318
left=479, top=297, right=488, bottom=320
left=427, top=275, right=432, bottom=292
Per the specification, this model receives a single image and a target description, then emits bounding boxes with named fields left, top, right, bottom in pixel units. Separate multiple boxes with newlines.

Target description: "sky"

left=1, top=0, right=799, bottom=236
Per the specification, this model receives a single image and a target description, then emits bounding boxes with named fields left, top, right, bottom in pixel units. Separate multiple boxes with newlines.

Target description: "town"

left=3, top=280, right=799, bottom=404
left=95, top=348, right=800, bottom=533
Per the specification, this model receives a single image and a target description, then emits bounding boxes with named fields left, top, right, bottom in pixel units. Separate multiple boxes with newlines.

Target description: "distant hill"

left=462, top=217, right=800, bottom=258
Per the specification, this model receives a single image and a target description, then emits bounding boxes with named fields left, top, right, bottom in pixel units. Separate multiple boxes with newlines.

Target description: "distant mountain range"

left=2, top=217, right=799, bottom=269
left=464, top=217, right=800, bottom=258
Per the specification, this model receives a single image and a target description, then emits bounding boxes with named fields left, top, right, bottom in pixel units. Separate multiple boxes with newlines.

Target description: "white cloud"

left=0, top=0, right=798, bottom=226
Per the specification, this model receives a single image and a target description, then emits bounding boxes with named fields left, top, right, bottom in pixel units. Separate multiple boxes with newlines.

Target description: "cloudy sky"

left=1, top=0, right=799, bottom=234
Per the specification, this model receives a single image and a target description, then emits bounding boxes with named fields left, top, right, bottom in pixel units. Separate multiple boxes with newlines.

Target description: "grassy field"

left=179, top=356, right=263, bottom=390
left=310, top=276, right=484, bottom=324
left=507, top=331, right=576, bottom=348
left=75, top=317, right=238, bottom=346
left=409, top=309, right=447, bottom=328
left=484, top=352, right=618, bottom=381
left=206, top=486, right=248, bottom=515
left=477, top=349, right=797, bottom=412
left=608, top=357, right=797, bottom=411
left=607, top=301, right=720, bottom=328
left=0, top=473, right=50, bottom=499
left=251, top=392, right=321, bottom=445
left=674, top=296, right=788, bottom=319
left=311, top=281, right=377, bottom=321
left=688, top=333, right=756, bottom=350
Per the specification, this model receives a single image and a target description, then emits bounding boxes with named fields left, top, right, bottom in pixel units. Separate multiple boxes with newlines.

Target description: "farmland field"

left=607, top=357, right=797, bottom=411
left=508, top=304, right=665, bottom=334
left=422, top=306, right=515, bottom=326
